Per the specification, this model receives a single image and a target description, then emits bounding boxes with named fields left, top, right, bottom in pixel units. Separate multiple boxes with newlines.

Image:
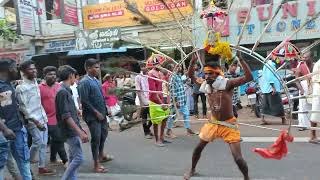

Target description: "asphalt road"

left=5, top=107, right=319, bottom=180
left=44, top=123, right=318, bottom=180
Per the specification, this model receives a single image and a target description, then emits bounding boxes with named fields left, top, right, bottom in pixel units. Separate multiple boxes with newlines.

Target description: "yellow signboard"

left=82, top=0, right=193, bottom=30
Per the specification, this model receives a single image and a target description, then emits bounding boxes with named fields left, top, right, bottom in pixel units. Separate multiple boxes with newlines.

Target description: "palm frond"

left=101, top=66, right=131, bottom=74
left=102, top=56, right=140, bottom=67
left=108, top=87, right=133, bottom=97
left=124, top=0, right=156, bottom=26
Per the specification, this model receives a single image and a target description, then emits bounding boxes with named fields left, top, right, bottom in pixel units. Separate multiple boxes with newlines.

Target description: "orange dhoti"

left=199, top=117, right=240, bottom=143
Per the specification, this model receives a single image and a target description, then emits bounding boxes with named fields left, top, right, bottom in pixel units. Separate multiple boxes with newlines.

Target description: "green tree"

left=0, top=19, right=20, bottom=43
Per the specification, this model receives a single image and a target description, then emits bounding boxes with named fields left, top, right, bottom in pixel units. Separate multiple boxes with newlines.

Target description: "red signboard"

left=60, top=0, right=79, bottom=26
left=54, top=0, right=61, bottom=17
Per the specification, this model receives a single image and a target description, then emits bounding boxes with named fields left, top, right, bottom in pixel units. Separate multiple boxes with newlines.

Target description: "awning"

left=67, top=47, right=127, bottom=56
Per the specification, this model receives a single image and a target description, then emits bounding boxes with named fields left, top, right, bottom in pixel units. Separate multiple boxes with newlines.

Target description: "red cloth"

left=253, top=131, right=294, bottom=160
left=148, top=70, right=163, bottom=104
left=39, top=83, right=61, bottom=125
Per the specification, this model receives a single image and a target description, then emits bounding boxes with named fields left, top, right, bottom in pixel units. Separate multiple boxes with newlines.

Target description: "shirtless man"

left=184, top=52, right=253, bottom=180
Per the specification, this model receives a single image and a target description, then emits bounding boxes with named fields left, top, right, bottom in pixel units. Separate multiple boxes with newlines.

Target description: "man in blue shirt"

left=78, top=58, right=110, bottom=173
left=192, top=63, right=207, bottom=118
left=259, top=60, right=286, bottom=125
left=0, top=58, right=32, bottom=179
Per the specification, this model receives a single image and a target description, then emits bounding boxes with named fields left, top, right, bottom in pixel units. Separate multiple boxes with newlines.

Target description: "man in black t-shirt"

left=55, top=65, right=88, bottom=180
left=0, top=58, right=32, bottom=179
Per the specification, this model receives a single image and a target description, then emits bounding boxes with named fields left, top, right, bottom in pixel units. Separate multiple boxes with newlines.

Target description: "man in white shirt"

left=135, top=64, right=152, bottom=139
left=16, top=60, right=54, bottom=175
left=70, top=74, right=82, bottom=115
left=310, top=59, right=320, bottom=143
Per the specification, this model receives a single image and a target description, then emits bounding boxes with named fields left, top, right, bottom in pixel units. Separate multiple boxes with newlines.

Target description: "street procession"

left=1, top=0, right=320, bottom=179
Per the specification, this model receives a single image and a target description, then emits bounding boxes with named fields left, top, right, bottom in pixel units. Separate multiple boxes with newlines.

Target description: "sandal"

left=99, top=155, right=114, bottom=163
left=260, top=121, right=269, bottom=125
left=155, top=142, right=166, bottom=147
left=94, top=166, right=108, bottom=173
left=298, top=127, right=307, bottom=131
left=309, top=139, right=320, bottom=144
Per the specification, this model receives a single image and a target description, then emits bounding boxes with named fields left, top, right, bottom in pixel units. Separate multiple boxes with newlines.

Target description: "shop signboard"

left=42, top=39, right=76, bottom=53
left=14, top=0, right=36, bottom=36
left=82, top=0, right=193, bottom=29
left=194, top=0, right=320, bottom=46
left=75, top=27, right=121, bottom=50
left=225, top=0, right=320, bottom=45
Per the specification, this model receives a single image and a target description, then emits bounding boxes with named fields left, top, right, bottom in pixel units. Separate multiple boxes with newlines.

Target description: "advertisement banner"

left=224, top=0, right=320, bottom=45
left=61, top=0, right=79, bottom=26
left=135, top=0, right=193, bottom=23
left=75, top=27, right=121, bottom=50
left=14, top=0, right=36, bottom=36
left=54, top=0, right=61, bottom=17
left=82, top=0, right=193, bottom=29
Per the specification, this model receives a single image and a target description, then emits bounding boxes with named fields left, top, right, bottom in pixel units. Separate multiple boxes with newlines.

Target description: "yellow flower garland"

left=204, top=32, right=233, bottom=62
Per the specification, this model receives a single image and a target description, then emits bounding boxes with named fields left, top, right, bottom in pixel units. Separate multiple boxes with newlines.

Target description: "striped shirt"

left=225, top=72, right=240, bottom=105
left=16, top=78, right=48, bottom=124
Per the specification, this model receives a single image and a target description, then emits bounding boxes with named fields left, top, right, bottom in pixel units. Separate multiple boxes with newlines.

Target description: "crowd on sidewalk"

left=0, top=56, right=213, bottom=179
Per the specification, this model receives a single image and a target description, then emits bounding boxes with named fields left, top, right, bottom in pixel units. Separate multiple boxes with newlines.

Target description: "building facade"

left=194, top=0, right=320, bottom=69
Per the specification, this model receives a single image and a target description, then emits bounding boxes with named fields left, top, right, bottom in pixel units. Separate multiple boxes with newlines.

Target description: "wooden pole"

left=301, top=40, right=320, bottom=54
left=236, top=1, right=253, bottom=47
left=251, top=0, right=286, bottom=53
left=286, top=71, right=320, bottom=85
left=122, top=36, right=179, bottom=64
left=96, top=53, right=102, bottom=83
left=265, top=12, right=320, bottom=61
left=124, top=2, right=187, bottom=57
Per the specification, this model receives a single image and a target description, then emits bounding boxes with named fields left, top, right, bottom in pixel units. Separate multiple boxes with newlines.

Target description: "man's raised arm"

left=188, top=53, right=198, bottom=82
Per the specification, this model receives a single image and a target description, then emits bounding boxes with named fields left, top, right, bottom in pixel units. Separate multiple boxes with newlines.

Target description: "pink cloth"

left=148, top=69, right=163, bottom=104
left=298, top=62, right=310, bottom=76
left=292, top=61, right=310, bottom=76
left=39, top=82, right=61, bottom=125
left=102, top=81, right=118, bottom=107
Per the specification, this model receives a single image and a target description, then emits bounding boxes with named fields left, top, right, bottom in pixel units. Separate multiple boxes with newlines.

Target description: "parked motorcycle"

left=120, top=91, right=137, bottom=121
left=280, top=71, right=299, bottom=119
left=281, top=87, right=299, bottom=119
left=245, top=81, right=262, bottom=118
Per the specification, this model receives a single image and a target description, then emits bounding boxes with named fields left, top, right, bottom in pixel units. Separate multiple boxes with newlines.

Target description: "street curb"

left=77, top=173, right=277, bottom=180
